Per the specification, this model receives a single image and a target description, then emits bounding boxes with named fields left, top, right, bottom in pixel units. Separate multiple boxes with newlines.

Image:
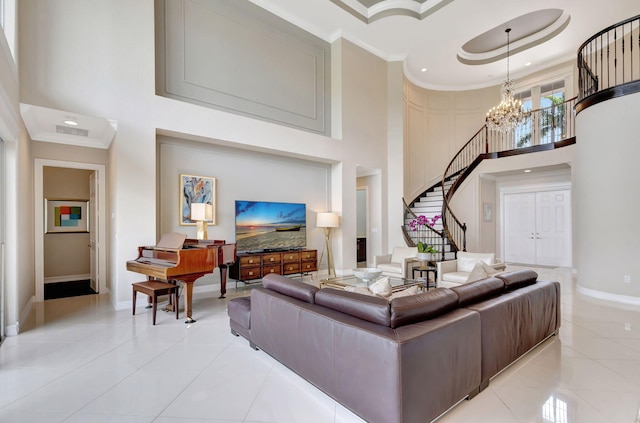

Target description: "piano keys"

left=126, top=233, right=236, bottom=323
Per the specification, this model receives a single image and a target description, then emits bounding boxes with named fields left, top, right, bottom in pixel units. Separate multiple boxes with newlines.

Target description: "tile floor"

left=1, top=266, right=640, bottom=422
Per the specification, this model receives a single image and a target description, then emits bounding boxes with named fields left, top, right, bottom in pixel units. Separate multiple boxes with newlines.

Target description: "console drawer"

left=239, top=256, right=261, bottom=266
left=240, top=267, right=261, bottom=280
left=282, top=252, right=300, bottom=263
left=262, top=253, right=281, bottom=264
left=283, top=262, right=301, bottom=274
left=263, top=264, right=282, bottom=276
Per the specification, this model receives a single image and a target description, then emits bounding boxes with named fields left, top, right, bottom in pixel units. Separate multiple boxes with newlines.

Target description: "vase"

left=417, top=252, right=432, bottom=261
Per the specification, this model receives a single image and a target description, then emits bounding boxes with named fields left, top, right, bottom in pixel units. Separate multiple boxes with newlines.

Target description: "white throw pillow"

left=369, top=277, right=392, bottom=297
left=480, top=260, right=501, bottom=277
left=344, top=286, right=374, bottom=296
left=388, top=285, right=420, bottom=301
left=465, top=262, right=488, bottom=283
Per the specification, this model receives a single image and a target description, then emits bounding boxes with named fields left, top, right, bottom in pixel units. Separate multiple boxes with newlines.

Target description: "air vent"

left=56, top=125, right=89, bottom=137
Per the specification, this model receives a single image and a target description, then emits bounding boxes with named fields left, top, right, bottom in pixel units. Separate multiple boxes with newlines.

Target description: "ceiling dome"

left=457, top=9, right=570, bottom=65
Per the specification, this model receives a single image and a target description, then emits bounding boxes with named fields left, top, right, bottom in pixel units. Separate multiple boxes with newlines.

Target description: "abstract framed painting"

left=179, top=174, right=216, bottom=225
left=45, top=199, right=89, bottom=233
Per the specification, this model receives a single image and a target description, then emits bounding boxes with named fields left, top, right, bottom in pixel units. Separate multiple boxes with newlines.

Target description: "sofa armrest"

left=401, top=256, right=418, bottom=279
left=373, top=254, right=392, bottom=267
left=436, top=260, right=458, bottom=285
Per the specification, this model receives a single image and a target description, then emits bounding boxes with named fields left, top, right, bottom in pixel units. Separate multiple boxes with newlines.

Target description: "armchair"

left=435, top=252, right=506, bottom=288
left=373, top=247, right=417, bottom=278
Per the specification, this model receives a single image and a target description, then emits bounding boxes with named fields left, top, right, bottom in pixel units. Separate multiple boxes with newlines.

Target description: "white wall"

left=575, top=92, right=640, bottom=303
left=17, top=0, right=395, bottom=309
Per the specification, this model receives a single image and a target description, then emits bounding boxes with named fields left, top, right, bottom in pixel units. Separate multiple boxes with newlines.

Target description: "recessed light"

left=524, top=169, right=532, bottom=173
left=63, top=117, right=78, bottom=126
left=421, top=67, right=428, bottom=72
left=525, top=62, right=532, bottom=67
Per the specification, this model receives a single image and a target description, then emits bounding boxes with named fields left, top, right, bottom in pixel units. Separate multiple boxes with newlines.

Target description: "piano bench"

left=132, top=281, right=179, bottom=325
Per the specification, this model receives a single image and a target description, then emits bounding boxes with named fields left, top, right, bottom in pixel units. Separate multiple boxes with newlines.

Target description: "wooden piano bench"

left=132, top=281, right=179, bottom=325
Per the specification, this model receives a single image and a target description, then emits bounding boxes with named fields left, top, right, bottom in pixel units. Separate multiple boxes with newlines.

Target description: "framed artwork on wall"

left=483, top=203, right=493, bottom=222
left=179, top=174, right=216, bottom=225
left=45, top=199, right=89, bottom=233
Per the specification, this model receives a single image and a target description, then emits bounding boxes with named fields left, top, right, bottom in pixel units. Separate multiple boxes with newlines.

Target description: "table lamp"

left=316, top=212, right=339, bottom=278
left=191, top=203, right=213, bottom=240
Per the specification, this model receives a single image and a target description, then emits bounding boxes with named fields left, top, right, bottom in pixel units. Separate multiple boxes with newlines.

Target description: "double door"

left=503, top=190, right=571, bottom=267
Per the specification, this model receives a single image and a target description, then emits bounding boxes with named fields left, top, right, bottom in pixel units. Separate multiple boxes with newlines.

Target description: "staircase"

left=403, top=97, right=577, bottom=259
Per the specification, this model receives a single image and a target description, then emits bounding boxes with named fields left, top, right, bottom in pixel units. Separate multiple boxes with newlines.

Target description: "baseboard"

left=576, top=284, right=640, bottom=307
left=45, top=274, right=91, bottom=284
left=7, top=295, right=35, bottom=336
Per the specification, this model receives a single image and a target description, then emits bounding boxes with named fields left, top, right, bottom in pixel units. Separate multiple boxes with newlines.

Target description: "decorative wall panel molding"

left=157, top=0, right=331, bottom=135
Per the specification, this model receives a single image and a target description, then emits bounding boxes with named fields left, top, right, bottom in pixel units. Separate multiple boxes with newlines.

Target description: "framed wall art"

left=483, top=203, right=493, bottom=222
left=179, top=174, right=216, bottom=225
left=45, top=199, right=89, bottom=233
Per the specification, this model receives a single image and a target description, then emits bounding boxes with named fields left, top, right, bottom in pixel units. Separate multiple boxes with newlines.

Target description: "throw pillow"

left=480, top=260, right=501, bottom=276
left=369, top=277, right=392, bottom=297
left=465, top=262, right=488, bottom=283
left=388, top=284, right=420, bottom=301
left=344, top=285, right=374, bottom=296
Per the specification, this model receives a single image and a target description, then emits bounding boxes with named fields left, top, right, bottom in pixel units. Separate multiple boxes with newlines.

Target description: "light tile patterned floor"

left=1, top=266, right=639, bottom=422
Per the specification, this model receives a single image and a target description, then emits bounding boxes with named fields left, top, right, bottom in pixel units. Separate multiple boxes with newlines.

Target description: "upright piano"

left=126, top=233, right=236, bottom=323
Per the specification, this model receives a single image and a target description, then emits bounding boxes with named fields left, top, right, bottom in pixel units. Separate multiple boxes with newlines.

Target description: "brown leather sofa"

left=228, top=270, right=560, bottom=423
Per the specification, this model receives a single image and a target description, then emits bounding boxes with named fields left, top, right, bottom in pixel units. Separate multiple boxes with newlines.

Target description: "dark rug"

left=44, top=280, right=97, bottom=300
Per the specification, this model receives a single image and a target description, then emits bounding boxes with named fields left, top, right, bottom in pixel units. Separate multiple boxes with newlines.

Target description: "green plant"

left=417, top=242, right=439, bottom=254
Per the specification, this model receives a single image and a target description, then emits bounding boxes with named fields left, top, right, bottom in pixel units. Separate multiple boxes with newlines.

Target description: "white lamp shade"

left=191, top=203, right=213, bottom=221
left=316, top=212, right=339, bottom=228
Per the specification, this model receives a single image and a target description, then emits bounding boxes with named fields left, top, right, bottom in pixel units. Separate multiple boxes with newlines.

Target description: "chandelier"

left=486, top=28, right=528, bottom=133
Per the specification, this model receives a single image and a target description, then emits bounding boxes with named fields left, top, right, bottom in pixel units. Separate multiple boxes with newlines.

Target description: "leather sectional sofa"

left=228, top=270, right=560, bottom=423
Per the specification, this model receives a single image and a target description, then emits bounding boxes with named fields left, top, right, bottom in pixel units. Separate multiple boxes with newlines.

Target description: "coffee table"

left=320, top=274, right=429, bottom=291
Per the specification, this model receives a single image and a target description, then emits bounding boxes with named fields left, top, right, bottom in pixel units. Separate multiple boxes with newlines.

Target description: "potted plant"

left=409, top=214, right=441, bottom=261
left=417, top=243, right=439, bottom=261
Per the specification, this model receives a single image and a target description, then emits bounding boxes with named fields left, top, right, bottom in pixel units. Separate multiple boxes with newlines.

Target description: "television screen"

left=235, top=200, right=307, bottom=252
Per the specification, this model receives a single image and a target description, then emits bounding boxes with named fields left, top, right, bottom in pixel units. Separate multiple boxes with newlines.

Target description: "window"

left=514, top=79, right=567, bottom=147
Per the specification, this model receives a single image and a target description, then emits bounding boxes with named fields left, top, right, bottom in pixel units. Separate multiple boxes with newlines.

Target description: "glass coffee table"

left=320, top=274, right=432, bottom=292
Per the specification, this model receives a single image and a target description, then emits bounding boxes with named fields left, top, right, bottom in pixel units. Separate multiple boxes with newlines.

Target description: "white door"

left=89, top=172, right=98, bottom=293
left=503, top=190, right=571, bottom=266
left=536, top=191, right=571, bottom=267
left=504, top=193, right=536, bottom=264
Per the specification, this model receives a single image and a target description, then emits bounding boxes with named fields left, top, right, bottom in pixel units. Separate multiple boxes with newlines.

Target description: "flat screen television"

left=235, top=200, right=307, bottom=253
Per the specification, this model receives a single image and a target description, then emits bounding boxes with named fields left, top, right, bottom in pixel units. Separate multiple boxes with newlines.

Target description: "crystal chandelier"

left=486, top=28, right=528, bottom=133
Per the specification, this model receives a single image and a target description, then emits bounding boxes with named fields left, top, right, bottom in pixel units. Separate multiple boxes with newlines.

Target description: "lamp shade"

left=316, top=212, right=339, bottom=228
left=191, top=203, right=213, bottom=221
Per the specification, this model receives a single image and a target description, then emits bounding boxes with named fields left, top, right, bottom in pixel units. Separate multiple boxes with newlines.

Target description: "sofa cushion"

left=315, top=288, right=391, bottom=326
left=389, top=288, right=459, bottom=328
left=390, top=246, right=417, bottom=263
left=496, top=269, right=538, bottom=290
left=457, top=252, right=495, bottom=273
left=450, top=277, right=505, bottom=307
left=442, top=271, right=470, bottom=284
left=262, top=273, right=319, bottom=304
left=377, top=262, right=402, bottom=274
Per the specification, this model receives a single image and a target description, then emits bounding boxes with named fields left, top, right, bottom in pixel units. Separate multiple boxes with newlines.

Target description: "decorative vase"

left=417, top=252, right=432, bottom=261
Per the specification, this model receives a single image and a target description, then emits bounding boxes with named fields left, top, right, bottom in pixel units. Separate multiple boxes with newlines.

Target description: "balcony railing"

left=577, top=14, right=640, bottom=111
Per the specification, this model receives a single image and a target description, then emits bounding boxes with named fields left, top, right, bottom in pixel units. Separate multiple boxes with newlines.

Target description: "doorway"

left=34, top=159, right=107, bottom=302
left=356, top=188, right=367, bottom=266
left=503, top=189, right=571, bottom=267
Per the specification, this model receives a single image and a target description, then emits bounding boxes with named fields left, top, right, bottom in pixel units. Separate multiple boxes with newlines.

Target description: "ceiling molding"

left=329, top=0, right=454, bottom=23
left=20, top=104, right=117, bottom=149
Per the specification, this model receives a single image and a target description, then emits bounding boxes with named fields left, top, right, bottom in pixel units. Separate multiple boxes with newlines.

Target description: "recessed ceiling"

left=250, top=0, right=640, bottom=90
left=457, top=9, right=570, bottom=65
left=20, top=104, right=117, bottom=149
